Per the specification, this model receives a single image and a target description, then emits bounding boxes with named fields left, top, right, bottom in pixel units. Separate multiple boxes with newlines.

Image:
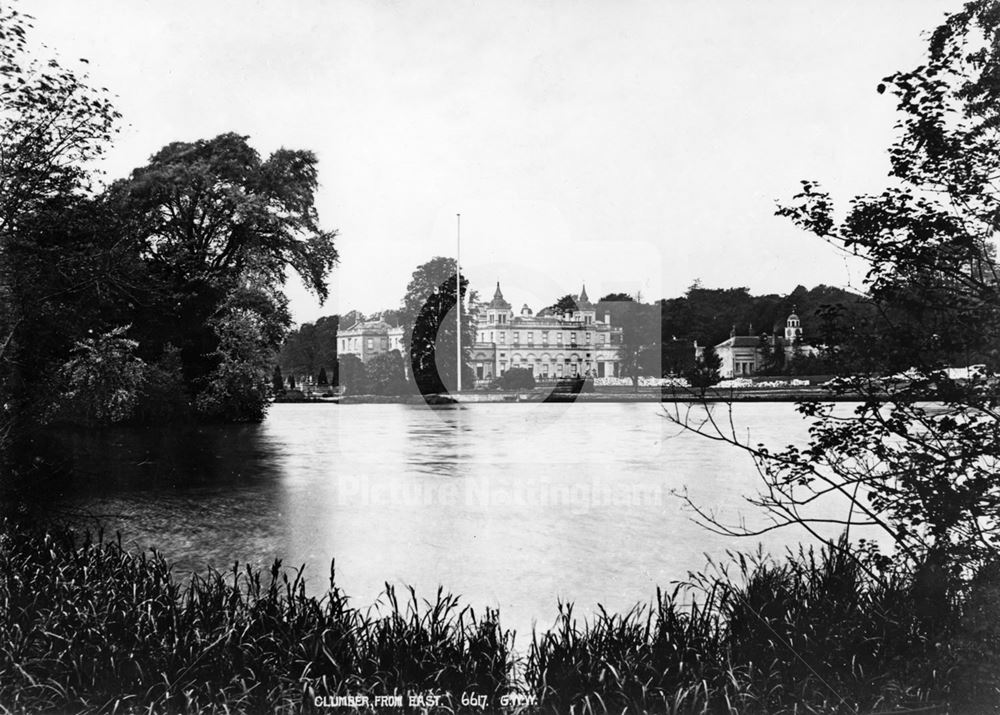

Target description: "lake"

left=43, top=401, right=867, bottom=640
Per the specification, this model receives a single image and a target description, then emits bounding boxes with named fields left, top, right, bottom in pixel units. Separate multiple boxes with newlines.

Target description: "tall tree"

left=1, top=3, right=122, bottom=471
left=313, top=315, right=339, bottom=379
left=401, top=257, right=475, bottom=395
left=110, top=133, right=337, bottom=300
left=678, top=2, right=1000, bottom=586
left=597, top=296, right=660, bottom=390
left=0, top=4, right=119, bottom=237
left=104, top=134, right=336, bottom=418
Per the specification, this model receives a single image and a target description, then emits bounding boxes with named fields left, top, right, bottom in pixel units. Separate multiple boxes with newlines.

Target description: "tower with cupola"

left=784, top=309, right=802, bottom=343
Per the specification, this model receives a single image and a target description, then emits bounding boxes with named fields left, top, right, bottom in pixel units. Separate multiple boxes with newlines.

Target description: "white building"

left=338, top=319, right=404, bottom=362
left=469, top=283, right=623, bottom=384
left=713, top=310, right=817, bottom=378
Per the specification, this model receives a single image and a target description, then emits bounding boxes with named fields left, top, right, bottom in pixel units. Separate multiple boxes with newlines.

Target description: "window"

left=542, top=330, right=549, bottom=346
left=527, top=331, right=534, bottom=346
left=586, top=332, right=591, bottom=344
left=556, top=332, right=563, bottom=344
left=499, top=333, right=506, bottom=344
left=513, top=331, right=520, bottom=345
left=366, top=338, right=373, bottom=350
left=381, top=338, right=387, bottom=348
left=490, top=331, right=494, bottom=342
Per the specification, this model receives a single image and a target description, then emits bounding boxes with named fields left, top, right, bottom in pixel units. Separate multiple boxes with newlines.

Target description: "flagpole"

left=456, top=213, right=462, bottom=393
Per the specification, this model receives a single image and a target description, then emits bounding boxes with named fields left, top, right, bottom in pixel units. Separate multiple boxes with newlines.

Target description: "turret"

left=784, top=308, right=802, bottom=343
left=485, top=281, right=512, bottom=325
left=576, top=283, right=596, bottom=324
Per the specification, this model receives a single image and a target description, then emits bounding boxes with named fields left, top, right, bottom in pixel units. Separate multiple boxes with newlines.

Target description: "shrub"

left=498, top=367, right=535, bottom=391
left=53, top=326, right=146, bottom=426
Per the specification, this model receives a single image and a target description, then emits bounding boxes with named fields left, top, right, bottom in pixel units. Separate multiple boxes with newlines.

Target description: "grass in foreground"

left=1, top=522, right=999, bottom=713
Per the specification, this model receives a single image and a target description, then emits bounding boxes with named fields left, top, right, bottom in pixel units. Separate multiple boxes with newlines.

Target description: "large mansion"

left=470, top=283, right=623, bottom=383
left=336, top=283, right=625, bottom=384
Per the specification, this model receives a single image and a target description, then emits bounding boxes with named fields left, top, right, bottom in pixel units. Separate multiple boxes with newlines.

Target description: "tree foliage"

left=401, top=257, right=475, bottom=395
left=685, top=345, right=721, bottom=392
left=110, top=133, right=338, bottom=301
left=598, top=292, right=634, bottom=303
left=0, top=76, right=335, bottom=428
left=597, top=297, right=660, bottom=388
left=676, top=2, right=1000, bottom=579
left=278, top=315, right=338, bottom=381
left=194, top=306, right=274, bottom=422
left=54, top=326, right=145, bottom=426
left=365, top=350, right=408, bottom=395
left=0, top=4, right=119, bottom=236
left=1, top=3, right=123, bottom=443
left=337, top=354, right=367, bottom=395
left=543, top=294, right=578, bottom=315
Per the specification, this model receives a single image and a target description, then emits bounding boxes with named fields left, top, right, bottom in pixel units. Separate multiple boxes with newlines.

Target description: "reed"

left=526, top=543, right=999, bottom=713
left=1, top=523, right=997, bottom=713
left=0, top=522, right=514, bottom=713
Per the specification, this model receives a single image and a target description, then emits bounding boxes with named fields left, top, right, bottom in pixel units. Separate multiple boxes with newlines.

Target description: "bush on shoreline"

left=1, top=522, right=998, bottom=713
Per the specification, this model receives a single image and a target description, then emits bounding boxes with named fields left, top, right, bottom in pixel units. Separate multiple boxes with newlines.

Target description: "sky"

left=27, top=0, right=960, bottom=324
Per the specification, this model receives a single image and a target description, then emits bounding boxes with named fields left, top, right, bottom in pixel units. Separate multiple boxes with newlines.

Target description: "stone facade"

left=338, top=319, right=404, bottom=362
left=469, top=283, right=623, bottom=384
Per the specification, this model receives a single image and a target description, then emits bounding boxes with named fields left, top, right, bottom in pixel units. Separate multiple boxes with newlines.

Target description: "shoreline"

left=0, top=520, right=974, bottom=713
left=277, top=386, right=851, bottom=405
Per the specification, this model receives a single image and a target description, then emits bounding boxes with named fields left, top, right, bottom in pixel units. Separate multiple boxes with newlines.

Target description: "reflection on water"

left=41, top=402, right=859, bottom=639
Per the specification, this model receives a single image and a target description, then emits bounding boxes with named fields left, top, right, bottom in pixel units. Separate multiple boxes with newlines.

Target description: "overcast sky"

left=29, top=0, right=958, bottom=323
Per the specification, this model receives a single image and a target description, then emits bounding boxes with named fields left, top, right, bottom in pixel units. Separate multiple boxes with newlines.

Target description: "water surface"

left=46, top=402, right=863, bottom=638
